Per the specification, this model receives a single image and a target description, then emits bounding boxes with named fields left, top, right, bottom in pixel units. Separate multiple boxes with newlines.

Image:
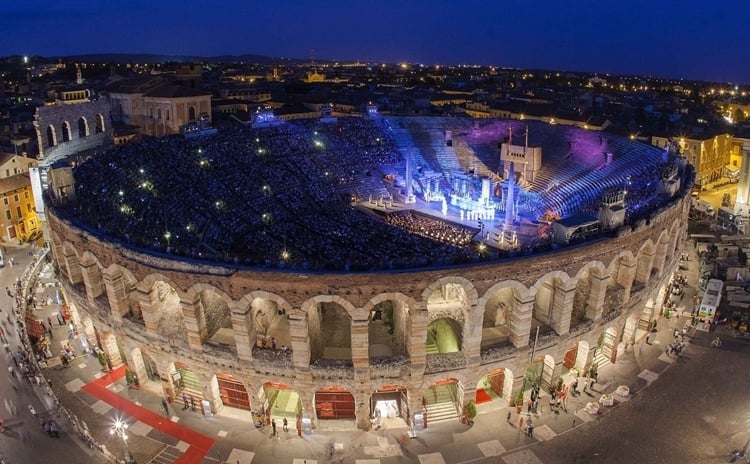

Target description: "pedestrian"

left=47, top=317, right=53, bottom=329
left=506, top=410, right=512, bottom=423
left=56, top=313, right=63, bottom=326
left=271, top=418, right=277, bottom=437
left=682, top=326, right=688, bottom=337
left=283, top=417, right=288, bottom=432
left=182, top=393, right=189, bottom=410
left=528, top=425, right=534, bottom=438
left=28, top=404, right=36, bottom=417
left=271, top=337, right=277, bottom=350
left=645, top=333, right=650, bottom=344
left=296, top=418, right=302, bottom=437
left=190, top=394, right=195, bottom=411
left=527, top=400, right=532, bottom=413
left=162, top=398, right=170, bottom=416
left=518, top=416, right=524, bottom=429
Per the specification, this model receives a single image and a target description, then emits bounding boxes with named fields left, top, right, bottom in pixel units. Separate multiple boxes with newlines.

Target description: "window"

left=24, top=192, right=28, bottom=199
left=15, top=206, right=21, bottom=218
left=2, top=198, right=7, bottom=206
left=5, top=211, right=10, bottom=220
left=166, top=110, right=170, bottom=121
left=158, top=109, right=162, bottom=120
left=13, top=194, right=18, bottom=202
left=4, top=170, right=8, bottom=177
left=27, top=203, right=33, bottom=212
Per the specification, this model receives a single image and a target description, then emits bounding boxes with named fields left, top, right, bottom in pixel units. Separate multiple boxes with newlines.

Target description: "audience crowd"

left=63, top=117, right=481, bottom=271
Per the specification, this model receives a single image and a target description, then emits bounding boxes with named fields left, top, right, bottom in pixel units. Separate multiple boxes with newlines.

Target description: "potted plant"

left=514, top=391, right=524, bottom=413
left=125, top=368, right=134, bottom=386
left=464, top=401, right=477, bottom=426
left=97, top=351, right=108, bottom=371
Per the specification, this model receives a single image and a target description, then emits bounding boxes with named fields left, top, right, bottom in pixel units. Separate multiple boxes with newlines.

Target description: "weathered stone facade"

left=33, top=99, right=114, bottom=166
left=47, top=192, right=689, bottom=430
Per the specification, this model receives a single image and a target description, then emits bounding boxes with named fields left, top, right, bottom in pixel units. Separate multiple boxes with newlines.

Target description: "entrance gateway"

left=371, top=385, right=408, bottom=426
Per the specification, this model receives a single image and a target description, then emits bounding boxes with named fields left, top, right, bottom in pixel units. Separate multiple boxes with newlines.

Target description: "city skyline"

left=3, top=0, right=750, bottom=85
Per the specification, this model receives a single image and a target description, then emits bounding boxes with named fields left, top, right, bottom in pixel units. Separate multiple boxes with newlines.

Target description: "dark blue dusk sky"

left=3, top=0, right=749, bottom=84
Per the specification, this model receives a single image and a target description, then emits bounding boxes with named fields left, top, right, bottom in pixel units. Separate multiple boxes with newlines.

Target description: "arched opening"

left=173, top=361, right=202, bottom=405
left=308, top=301, right=351, bottom=364
left=95, top=114, right=105, bottom=133
left=595, top=327, right=618, bottom=368
left=423, top=378, right=460, bottom=423
left=368, top=299, right=407, bottom=360
left=216, top=373, right=251, bottom=411
left=426, top=318, right=462, bottom=354
left=141, top=350, right=159, bottom=381
left=189, top=106, right=196, bottom=121
left=251, top=297, right=290, bottom=351
left=315, top=385, right=355, bottom=420
left=476, top=368, right=513, bottom=405
left=371, top=385, right=409, bottom=428
left=198, top=289, right=235, bottom=354
left=481, top=287, right=516, bottom=351
left=525, top=354, right=555, bottom=389
left=46, top=125, right=56, bottom=147
left=78, top=117, right=89, bottom=138
left=572, top=268, right=597, bottom=328
left=62, top=121, right=72, bottom=142
left=260, top=382, right=301, bottom=424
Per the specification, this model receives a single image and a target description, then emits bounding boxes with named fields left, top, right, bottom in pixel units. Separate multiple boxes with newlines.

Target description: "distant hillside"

left=61, top=53, right=311, bottom=65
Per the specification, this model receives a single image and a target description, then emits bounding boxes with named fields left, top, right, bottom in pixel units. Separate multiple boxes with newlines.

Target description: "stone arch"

left=186, top=283, right=236, bottom=352
left=46, top=125, right=56, bottom=147
left=62, top=121, right=72, bottom=142
left=531, top=271, right=571, bottom=336
left=480, top=281, right=531, bottom=351
left=422, top=276, right=478, bottom=311
left=95, top=113, right=105, bottom=133
left=301, top=295, right=357, bottom=363
left=476, top=367, right=514, bottom=405
left=363, top=293, right=414, bottom=361
left=138, top=274, right=188, bottom=349
left=423, top=277, right=477, bottom=359
left=78, top=116, right=89, bottom=138
left=635, top=239, right=657, bottom=284
left=237, top=291, right=294, bottom=354
left=668, top=218, right=682, bottom=258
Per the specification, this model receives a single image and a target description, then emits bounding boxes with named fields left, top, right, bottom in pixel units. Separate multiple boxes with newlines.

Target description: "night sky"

left=3, top=0, right=750, bottom=84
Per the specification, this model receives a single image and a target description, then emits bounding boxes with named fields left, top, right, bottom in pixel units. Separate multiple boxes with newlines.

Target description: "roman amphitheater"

left=44, top=115, right=692, bottom=430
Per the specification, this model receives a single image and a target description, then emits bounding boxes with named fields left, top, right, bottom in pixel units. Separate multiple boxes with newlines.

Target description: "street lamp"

left=110, top=420, right=136, bottom=463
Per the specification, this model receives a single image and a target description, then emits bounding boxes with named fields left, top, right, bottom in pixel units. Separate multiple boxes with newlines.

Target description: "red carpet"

left=82, top=366, right=215, bottom=464
left=475, top=388, right=493, bottom=404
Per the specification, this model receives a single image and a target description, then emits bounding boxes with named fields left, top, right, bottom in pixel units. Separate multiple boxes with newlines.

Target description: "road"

left=0, top=243, right=101, bottom=464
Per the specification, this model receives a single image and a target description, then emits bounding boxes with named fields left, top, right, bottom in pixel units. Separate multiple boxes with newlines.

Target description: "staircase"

left=424, top=385, right=459, bottom=423
left=592, top=348, right=612, bottom=372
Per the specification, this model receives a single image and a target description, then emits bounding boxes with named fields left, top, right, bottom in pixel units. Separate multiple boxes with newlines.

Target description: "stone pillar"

left=181, top=292, right=205, bottom=351
left=100, top=331, right=123, bottom=368
left=407, top=387, right=424, bottom=426
left=79, top=260, right=105, bottom=307
left=298, top=384, right=315, bottom=428
left=289, top=314, right=309, bottom=369
left=551, top=281, right=575, bottom=335
left=462, top=301, right=483, bottom=366
left=511, top=293, right=534, bottom=349
left=62, top=249, right=82, bottom=285
left=351, top=318, right=369, bottom=369
left=587, top=273, right=608, bottom=321
left=81, top=315, right=96, bottom=348
left=232, top=306, right=253, bottom=363
left=139, top=285, right=159, bottom=336
left=653, top=240, right=669, bottom=278
left=129, top=347, right=148, bottom=389
left=354, top=389, right=371, bottom=430
left=635, top=249, right=655, bottom=285
left=202, top=374, right=222, bottom=415
left=617, top=259, right=637, bottom=304
left=408, top=306, right=428, bottom=376
left=103, top=270, right=129, bottom=322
